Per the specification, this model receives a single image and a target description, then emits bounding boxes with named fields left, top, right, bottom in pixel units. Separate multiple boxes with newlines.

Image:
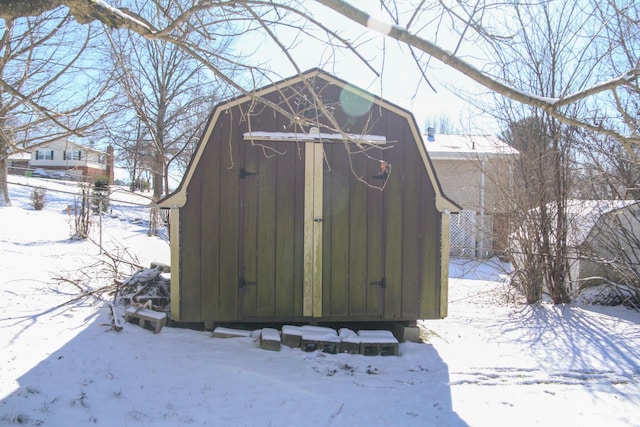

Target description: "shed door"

left=239, top=137, right=387, bottom=320
left=322, top=143, right=387, bottom=319
left=238, top=140, right=305, bottom=319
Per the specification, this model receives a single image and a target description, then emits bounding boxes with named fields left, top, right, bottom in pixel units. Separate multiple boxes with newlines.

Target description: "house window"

left=35, top=150, right=53, bottom=160
left=98, top=154, right=105, bottom=164
left=64, top=151, right=81, bottom=160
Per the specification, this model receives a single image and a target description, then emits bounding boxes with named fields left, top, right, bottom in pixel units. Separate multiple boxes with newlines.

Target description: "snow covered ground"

left=1, top=175, right=639, bottom=426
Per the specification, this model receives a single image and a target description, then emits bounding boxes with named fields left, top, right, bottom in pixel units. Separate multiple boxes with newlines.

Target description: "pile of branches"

left=52, top=242, right=170, bottom=331
left=117, top=263, right=170, bottom=312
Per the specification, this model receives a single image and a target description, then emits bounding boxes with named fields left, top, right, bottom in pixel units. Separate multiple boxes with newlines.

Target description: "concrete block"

left=281, top=325, right=303, bottom=348
left=260, top=328, right=281, bottom=351
left=124, top=306, right=167, bottom=334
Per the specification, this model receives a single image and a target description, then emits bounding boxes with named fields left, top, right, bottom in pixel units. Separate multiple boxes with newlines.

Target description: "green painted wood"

left=383, top=121, right=404, bottom=320
left=275, top=141, right=296, bottom=316
left=321, top=148, right=332, bottom=316
left=293, top=143, right=305, bottom=317
left=304, top=142, right=324, bottom=317
left=366, top=148, right=385, bottom=318
left=420, top=176, right=440, bottom=318
left=239, top=138, right=259, bottom=318
left=173, top=74, right=447, bottom=324
left=218, top=123, right=239, bottom=320
left=400, top=124, right=422, bottom=320
left=347, top=148, right=368, bottom=317
left=180, top=176, right=202, bottom=321
left=324, top=144, right=350, bottom=317
left=199, top=128, right=222, bottom=321
left=256, top=144, right=277, bottom=317
left=438, top=213, right=449, bottom=318
left=238, top=137, right=307, bottom=320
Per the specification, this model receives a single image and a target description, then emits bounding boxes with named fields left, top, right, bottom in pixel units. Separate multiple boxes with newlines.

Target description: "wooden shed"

left=158, top=69, right=459, bottom=328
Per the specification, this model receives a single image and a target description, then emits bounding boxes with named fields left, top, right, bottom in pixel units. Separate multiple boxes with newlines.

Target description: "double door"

left=238, top=138, right=387, bottom=320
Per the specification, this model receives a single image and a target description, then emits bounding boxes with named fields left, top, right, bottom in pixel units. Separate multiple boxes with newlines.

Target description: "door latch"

left=238, top=278, right=257, bottom=288
left=369, top=278, right=386, bottom=289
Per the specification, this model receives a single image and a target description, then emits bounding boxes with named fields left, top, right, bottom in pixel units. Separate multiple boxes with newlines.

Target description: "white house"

left=29, top=139, right=114, bottom=182
left=424, top=132, right=519, bottom=257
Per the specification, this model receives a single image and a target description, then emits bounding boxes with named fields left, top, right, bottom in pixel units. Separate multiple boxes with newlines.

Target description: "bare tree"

left=0, top=9, right=111, bottom=205
left=424, top=115, right=456, bottom=135
left=106, top=3, right=223, bottom=201
left=0, top=1, right=637, bottom=150
left=573, top=132, right=640, bottom=201
left=593, top=0, right=640, bottom=156
left=1, top=2, right=638, bottom=270
left=500, top=116, right=574, bottom=304
left=490, top=2, right=594, bottom=304
left=105, top=114, right=152, bottom=191
left=317, top=1, right=639, bottom=146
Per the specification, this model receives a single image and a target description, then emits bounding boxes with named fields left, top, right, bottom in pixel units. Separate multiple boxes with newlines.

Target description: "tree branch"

left=0, top=0, right=63, bottom=20
left=314, top=0, right=556, bottom=109
left=314, top=0, right=640, bottom=145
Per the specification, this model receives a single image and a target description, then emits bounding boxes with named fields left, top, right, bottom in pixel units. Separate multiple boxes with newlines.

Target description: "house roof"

left=567, top=199, right=640, bottom=246
left=33, top=139, right=108, bottom=154
left=513, top=199, right=640, bottom=248
left=424, top=134, right=519, bottom=160
left=8, top=152, right=31, bottom=160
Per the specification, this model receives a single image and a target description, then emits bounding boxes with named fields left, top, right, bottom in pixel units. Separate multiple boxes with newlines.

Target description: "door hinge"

left=239, top=278, right=257, bottom=288
left=369, top=277, right=386, bottom=289
left=371, top=170, right=389, bottom=182
left=239, top=168, right=257, bottom=179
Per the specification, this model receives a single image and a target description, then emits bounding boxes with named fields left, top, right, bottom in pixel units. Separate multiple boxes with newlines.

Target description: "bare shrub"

left=31, top=188, right=46, bottom=210
left=72, top=183, right=91, bottom=239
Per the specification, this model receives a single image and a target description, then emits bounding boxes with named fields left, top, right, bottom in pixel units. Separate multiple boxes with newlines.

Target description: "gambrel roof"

left=159, top=68, right=458, bottom=213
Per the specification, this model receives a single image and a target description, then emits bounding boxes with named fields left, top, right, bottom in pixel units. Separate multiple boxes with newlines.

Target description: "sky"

left=232, top=1, right=498, bottom=135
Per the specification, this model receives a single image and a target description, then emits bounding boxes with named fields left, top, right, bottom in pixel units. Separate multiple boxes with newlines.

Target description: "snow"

left=244, top=131, right=387, bottom=144
left=565, top=199, right=639, bottom=246
left=2, top=176, right=640, bottom=426
left=124, top=306, right=166, bottom=321
left=424, top=134, right=519, bottom=159
left=261, top=328, right=281, bottom=341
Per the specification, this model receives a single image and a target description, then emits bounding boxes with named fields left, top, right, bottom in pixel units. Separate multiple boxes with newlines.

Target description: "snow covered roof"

left=424, top=134, right=519, bottom=160
left=8, top=152, right=31, bottom=160
left=33, top=138, right=108, bottom=154
left=567, top=199, right=640, bottom=246
left=513, top=199, right=640, bottom=247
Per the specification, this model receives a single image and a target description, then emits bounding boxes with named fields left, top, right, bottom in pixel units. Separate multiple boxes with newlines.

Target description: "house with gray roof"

left=424, top=132, right=519, bottom=257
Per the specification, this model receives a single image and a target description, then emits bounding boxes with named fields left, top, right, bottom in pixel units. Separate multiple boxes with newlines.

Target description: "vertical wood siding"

left=175, top=73, right=444, bottom=323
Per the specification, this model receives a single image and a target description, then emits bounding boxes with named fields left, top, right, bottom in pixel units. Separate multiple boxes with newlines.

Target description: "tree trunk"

left=0, top=134, right=10, bottom=206
left=0, top=159, right=9, bottom=207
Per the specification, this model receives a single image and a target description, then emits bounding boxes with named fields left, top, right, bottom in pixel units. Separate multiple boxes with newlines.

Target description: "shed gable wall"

left=174, top=73, right=445, bottom=323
